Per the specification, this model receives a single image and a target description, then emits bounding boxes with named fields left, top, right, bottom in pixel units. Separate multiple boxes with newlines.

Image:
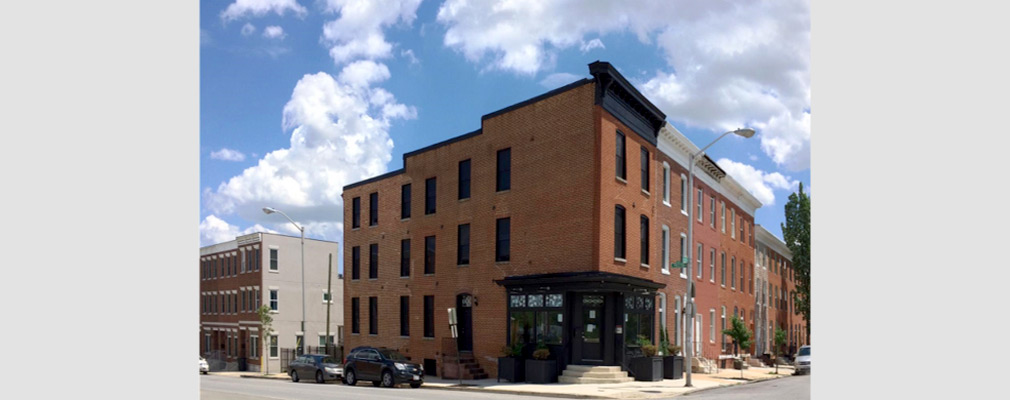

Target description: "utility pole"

left=325, top=253, right=333, bottom=354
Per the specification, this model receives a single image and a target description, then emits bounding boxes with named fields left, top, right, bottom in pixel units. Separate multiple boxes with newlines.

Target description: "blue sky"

left=200, top=0, right=811, bottom=265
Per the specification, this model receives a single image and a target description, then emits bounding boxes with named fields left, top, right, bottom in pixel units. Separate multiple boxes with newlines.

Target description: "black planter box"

left=663, top=356, right=684, bottom=379
left=524, top=359, right=557, bottom=383
left=498, top=357, right=525, bottom=382
left=629, top=357, right=663, bottom=381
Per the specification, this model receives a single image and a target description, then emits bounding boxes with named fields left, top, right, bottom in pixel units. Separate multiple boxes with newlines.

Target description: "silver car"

left=793, top=345, right=810, bottom=374
left=289, top=354, right=343, bottom=383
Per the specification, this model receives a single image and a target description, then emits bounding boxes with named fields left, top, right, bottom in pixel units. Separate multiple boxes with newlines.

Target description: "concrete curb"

left=680, top=374, right=790, bottom=397
left=419, top=384, right=610, bottom=399
left=239, top=374, right=289, bottom=381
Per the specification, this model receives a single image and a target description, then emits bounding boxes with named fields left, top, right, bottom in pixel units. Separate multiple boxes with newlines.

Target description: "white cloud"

left=203, top=66, right=415, bottom=242
left=241, top=23, right=256, bottom=36
left=539, top=72, right=582, bottom=89
left=435, top=0, right=810, bottom=171
left=401, top=49, right=420, bottom=65
left=263, top=26, right=286, bottom=39
left=716, top=158, right=798, bottom=207
left=321, top=0, right=422, bottom=65
left=221, top=0, right=308, bottom=22
left=199, top=215, right=276, bottom=246
left=210, top=148, right=246, bottom=162
left=580, top=38, right=605, bottom=52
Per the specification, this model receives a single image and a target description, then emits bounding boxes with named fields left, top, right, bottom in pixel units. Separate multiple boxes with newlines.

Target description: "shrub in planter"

left=629, top=335, right=663, bottom=382
left=659, top=327, right=684, bottom=379
left=497, top=341, right=525, bottom=382
left=524, top=343, right=557, bottom=383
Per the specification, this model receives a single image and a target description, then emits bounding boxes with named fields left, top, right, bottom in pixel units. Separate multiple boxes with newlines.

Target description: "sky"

left=200, top=0, right=812, bottom=271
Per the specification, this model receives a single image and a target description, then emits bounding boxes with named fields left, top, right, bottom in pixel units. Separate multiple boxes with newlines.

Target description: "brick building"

left=342, top=62, right=764, bottom=378
left=199, top=232, right=342, bottom=372
left=754, top=224, right=807, bottom=357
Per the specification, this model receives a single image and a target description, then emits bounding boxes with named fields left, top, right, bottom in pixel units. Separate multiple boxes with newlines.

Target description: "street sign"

left=671, top=257, right=690, bottom=269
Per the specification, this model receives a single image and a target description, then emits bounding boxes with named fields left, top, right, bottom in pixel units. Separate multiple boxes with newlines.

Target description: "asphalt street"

left=200, top=374, right=562, bottom=400
left=680, top=374, right=810, bottom=400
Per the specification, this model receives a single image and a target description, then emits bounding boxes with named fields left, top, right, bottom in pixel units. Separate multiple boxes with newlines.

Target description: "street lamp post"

left=684, top=128, right=754, bottom=387
left=263, top=207, right=306, bottom=356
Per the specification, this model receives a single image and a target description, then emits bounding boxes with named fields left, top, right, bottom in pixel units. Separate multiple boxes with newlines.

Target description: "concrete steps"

left=558, top=365, right=633, bottom=384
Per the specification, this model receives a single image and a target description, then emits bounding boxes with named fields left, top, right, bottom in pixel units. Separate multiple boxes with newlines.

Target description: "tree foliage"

left=781, top=182, right=811, bottom=341
left=721, top=315, right=752, bottom=357
left=257, top=305, right=274, bottom=374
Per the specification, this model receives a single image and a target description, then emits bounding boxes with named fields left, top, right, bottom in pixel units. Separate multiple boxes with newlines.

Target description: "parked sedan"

left=289, top=354, right=343, bottom=383
left=343, top=346, right=424, bottom=388
left=199, top=357, right=209, bottom=374
left=793, top=345, right=810, bottom=375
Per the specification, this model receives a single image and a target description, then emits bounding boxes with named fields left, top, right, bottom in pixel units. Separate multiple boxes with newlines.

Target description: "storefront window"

left=537, top=311, right=563, bottom=345
left=510, top=311, right=535, bottom=344
left=624, top=294, right=656, bottom=346
left=508, top=292, right=563, bottom=346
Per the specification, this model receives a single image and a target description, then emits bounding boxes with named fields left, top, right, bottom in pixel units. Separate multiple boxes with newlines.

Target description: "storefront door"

left=577, top=294, right=604, bottom=362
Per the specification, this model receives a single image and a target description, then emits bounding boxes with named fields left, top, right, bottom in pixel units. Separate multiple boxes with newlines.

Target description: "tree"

left=781, top=182, right=811, bottom=342
left=257, top=305, right=274, bottom=375
left=773, top=327, right=787, bottom=374
left=722, top=316, right=752, bottom=378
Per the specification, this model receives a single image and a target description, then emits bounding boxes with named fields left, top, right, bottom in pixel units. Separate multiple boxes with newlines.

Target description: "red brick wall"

left=199, top=246, right=263, bottom=360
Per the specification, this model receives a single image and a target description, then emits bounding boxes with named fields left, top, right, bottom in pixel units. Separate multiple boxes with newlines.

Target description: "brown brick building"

left=755, top=224, right=807, bottom=357
left=342, top=62, right=767, bottom=378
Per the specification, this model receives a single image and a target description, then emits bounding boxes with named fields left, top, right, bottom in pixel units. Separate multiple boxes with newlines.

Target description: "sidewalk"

left=208, top=366, right=797, bottom=399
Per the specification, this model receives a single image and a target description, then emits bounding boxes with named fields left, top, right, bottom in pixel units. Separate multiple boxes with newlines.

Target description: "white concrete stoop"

left=558, top=365, right=634, bottom=384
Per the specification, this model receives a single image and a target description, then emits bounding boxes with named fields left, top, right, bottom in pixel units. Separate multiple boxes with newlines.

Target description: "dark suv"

left=343, top=346, right=424, bottom=388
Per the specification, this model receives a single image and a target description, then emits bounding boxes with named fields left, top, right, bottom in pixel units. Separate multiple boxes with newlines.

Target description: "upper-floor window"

left=458, top=159, right=471, bottom=200
left=400, top=296, right=410, bottom=337
left=697, top=243, right=703, bottom=279
left=351, top=197, right=360, bottom=229
left=740, top=219, right=745, bottom=243
left=369, top=192, right=378, bottom=226
left=679, top=233, right=687, bottom=278
left=680, top=174, right=687, bottom=212
left=351, top=297, right=360, bottom=334
left=616, top=131, right=626, bottom=180
left=662, top=162, right=671, bottom=205
left=401, top=183, right=411, bottom=219
left=697, top=189, right=703, bottom=222
left=369, top=243, right=378, bottom=279
left=270, top=289, right=278, bottom=311
left=269, top=249, right=278, bottom=271
left=640, top=215, right=649, bottom=266
left=709, top=248, right=715, bottom=282
left=661, top=225, right=670, bottom=274
left=425, top=177, right=437, bottom=215
left=424, top=236, right=436, bottom=274
left=720, top=201, right=726, bottom=233
left=457, top=224, right=470, bottom=265
left=709, top=196, right=715, bottom=227
left=424, top=295, right=435, bottom=338
left=720, top=252, right=726, bottom=286
left=615, top=205, right=626, bottom=260
left=369, top=297, right=378, bottom=335
left=400, top=239, right=411, bottom=277
left=730, top=256, right=736, bottom=289
left=640, top=146, right=649, bottom=192
left=731, top=208, right=736, bottom=239
left=497, top=148, right=511, bottom=191
left=496, top=217, right=511, bottom=262
left=351, top=246, right=360, bottom=280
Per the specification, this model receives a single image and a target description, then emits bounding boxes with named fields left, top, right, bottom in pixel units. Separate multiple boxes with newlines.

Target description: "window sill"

left=496, top=189, right=511, bottom=194
left=458, top=197, right=470, bottom=202
left=457, top=264, right=470, bottom=268
left=663, top=200, right=671, bottom=207
left=423, top=337, right=434, bottom=340
left=614, top=257, right=627, bottom=264
left=640, top=263, right=650, bottom=269
left=641, top=189, right=650, bottom=197
left=400, top=275, right=410, bottom=279
left=681, top=210, right=689, bottom=217
left=616, top=177, right=627, bottom=185
left=369, top=224, right=378, bottom=228
left=268, top=269, right=279, bottom=274
left=424, top=273, right=435, bottom=277
left=270, top=310, right=279, bottom=314
left=400, top=336, right=410, bottom=339
left=369, top=278, right=378, bottom=281
left=401, top=217, right=410, bottom=221
left=495, top=260, right=511, bottom=265
left=661, top=269, right=671, bottom=275
left=352, top=228, right=360, bottom=231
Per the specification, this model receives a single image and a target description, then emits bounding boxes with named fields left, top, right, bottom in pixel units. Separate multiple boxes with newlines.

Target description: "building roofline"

left=755, top=224, right=791, bottom=257
left=342, top=168, right=406, bottom=191
left=200, top=232, right=340, bottom=254
left=588, top=61, right=666, bottom=121
left=481, top=78, right=593, bottom=122
left=402, top=128, right=483, bottom=161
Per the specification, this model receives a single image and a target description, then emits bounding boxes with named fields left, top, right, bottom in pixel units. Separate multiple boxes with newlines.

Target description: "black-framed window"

left=731, top=256, right=736, bottom=289
left=400, top=296, right=410, bottom=337
left=369, top=297, right=378, bottom=335
left=508, top=293, right=563, bottom=346
left=352, top=197, right=360, bottom=229
left=496, top=217, right=510, bottom=262
left=616, top=131, right=626, bottom=180
left=615, top=205, right=626, bottom=259
left=457, top=224, right=470, bottom=265
left=424, top=235, right=435, bottom=274
left=640, top=215, right=649, bottom=265
left=400, top=239, right=410, bottom=277
left=351, top=246, right=360, bottom=280
left=351, top=297, right=360, bottom=334
left=640, top=146, right=649, bottom=192
left=401, top=183, right=411, bottom=219
left=269, top=249, right=278, bottom=271
left=624, top=295, right=656, bottom=347
left=369, top=243, right=378, bottom=279
left=459, top=159, right=471, bottom=199
left=497, top=148, right=511, bottom=191
left=425, top=177, right=436, bottom=214
left=423, top=295, right=434, bottom=338
left=369, top=192, right=378, bottom=226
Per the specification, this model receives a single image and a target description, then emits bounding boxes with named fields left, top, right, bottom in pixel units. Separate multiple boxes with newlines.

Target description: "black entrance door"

left=578, top=294, right=604, bottom=362
left=456, top=294, right=474, bottom=351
